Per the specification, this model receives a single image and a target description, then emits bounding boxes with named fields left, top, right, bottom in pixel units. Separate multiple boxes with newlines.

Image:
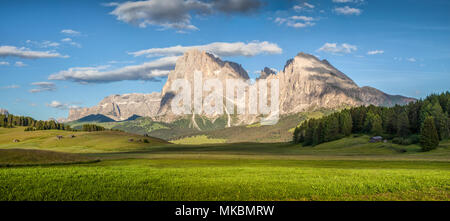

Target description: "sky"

left=0, top=0, right=449, bottom=120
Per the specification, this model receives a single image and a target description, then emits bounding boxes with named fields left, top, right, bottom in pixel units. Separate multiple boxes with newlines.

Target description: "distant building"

left=369, top=136, right=383, bottom=143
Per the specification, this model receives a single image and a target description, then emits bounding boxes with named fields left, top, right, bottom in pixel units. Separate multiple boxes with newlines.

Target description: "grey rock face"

left=267, top=52, right=415, bottom=114
left=257, top=67, right=277, bottom=79
left=67, top=92, right=161, bottom=121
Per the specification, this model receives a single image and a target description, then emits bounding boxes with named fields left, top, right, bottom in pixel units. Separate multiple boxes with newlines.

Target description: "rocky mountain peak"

left=67, top=92, right=161, bottom=121
left=258, top=67, right=277, bottom=79
left=159, top=49, right=251, bottom=118
left=173, top=49, right=249, bottom=80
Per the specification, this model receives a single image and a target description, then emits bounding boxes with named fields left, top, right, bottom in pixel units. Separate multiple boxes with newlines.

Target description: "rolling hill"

left=0, top=127, right=169, bottom=153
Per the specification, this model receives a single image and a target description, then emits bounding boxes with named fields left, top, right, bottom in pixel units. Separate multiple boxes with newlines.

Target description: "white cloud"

left=46, top=101, right=78, bottom=110
left=60, top=38, right=81, bottom=48
left=26, top=40, right=60, bottom=48
left=14, top=61, right=27, bottom=67
left=106, top=0, right=262, bottom=31
left=367, top=50, right=384, bottom=55
left=48, top=56, right=179, bottom=83
left=407, top=57, right=417, bottom=62
left=0, top=45, right=68, bottom=59
left=61, top=29, right=81, bottom=36
left=0, top=61, right=9, bottom=66
left=334, top=6, right=362, bottom=15
left=2, top=84, right=20, bottom=89
left=290, top=16, right=314, bottom=22
left=293, top=2, right=314, bottom=11
left=274, top=15, right=316, bottom=29
left=130, top=41, right=282, bottom=57
left=29, top=82, right=57, bottom=93
left=317, top=43, right=357, bottom=54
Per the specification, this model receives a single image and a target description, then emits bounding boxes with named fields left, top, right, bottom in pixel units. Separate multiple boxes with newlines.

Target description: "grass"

left=0, top=127, right=448, bottom=201
left=0, top=158, right=448, bottom=201
left=0, top=127, right=169, bottom=153
left=0, top=149, right=98, bottom=167
left=170, top=135, right=227, bottom=144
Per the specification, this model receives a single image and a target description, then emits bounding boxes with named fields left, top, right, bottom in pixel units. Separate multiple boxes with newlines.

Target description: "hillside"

left=0, top=127, right=169, bottom=153
left=63, top=111, right=332, bottom=142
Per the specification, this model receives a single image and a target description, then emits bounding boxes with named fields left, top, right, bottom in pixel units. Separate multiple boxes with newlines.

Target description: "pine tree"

left=396, top=111, right=410, bottom=137
left=339, top=110, right=353, bottom=136
left=324, top=114, right=340, bottom=141
left=371, top=114, right=383, bottom=136
left=420, top=116, right=439, bottom=151
left=364, top=112, right=382, bottom=135
left=312, top=122, right=324, bottom=146
left=293, top=127, right=299, bottom=144
left=430, top=102, right=448, bottom=140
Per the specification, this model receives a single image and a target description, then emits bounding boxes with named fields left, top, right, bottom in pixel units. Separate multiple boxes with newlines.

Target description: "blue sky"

left=1, top=0, right=449, bottom=120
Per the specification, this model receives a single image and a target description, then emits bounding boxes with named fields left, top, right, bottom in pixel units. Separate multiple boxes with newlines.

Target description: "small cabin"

left=369, top=136, right=383, bottom=143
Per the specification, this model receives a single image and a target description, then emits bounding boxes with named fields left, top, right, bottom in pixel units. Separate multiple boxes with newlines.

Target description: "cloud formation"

left=2, top=84, right=20, bottom=89
left=29, top=82, right=57, bottom=93
left=26, top=40, right=60, bottom=48
left=367, top=50, right=384, bottom=55
left=61, top=29, right=81, bottom=36
left=48, top=56, right=178, bottom=83
left=0, top=61, right=9, bottom=66
left=0, top=46, right=68, bottom=59
left=274, top=16, right=315, bottom=28
left=14, top=61, right=27, bottom=67
left=106, top=0, right=262, bottom=31
left=60, top=38, right=81, bottom=48
left=46, top=101, right=78, bottom=110
left=317, top=43, right=357, bottom=54
left=130, top=41, right=282, bottom=57
left=334, top=6, right=362, bottom=15
left=293, top=2, right=314, bottom=11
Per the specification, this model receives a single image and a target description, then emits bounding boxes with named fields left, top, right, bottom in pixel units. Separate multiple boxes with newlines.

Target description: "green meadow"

left=0, top=127, right=449, bottom=201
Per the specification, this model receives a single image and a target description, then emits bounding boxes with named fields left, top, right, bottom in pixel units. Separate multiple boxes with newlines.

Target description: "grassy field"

left=0, top=127, right=449, bottom=201
left=170, top=135, right=227, bottom=144
left=0, top=149, right=98, bottom=167
left=0, top=127, right=168, bottom=153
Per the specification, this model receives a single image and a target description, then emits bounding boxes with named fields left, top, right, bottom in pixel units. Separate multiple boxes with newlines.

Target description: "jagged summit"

left=174, top=49, right=249, bottom=80
left=158, top=48, right=251, bottom=117
left=67, top=92, right=161, bottom=121
left=258, top=67, right=277, bottom=79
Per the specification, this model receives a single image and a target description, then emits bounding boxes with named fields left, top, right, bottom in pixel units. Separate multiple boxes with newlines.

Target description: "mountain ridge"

left=67, top=50, right=415, bottom=125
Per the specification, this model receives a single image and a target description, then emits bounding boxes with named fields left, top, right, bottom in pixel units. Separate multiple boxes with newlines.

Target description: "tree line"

left=1, top=114, right=109, bottom=132
left=0, top=114, right=72, bottom=131
left=81, top=124, right=106, bottom=132
left=293, top=91, right=450, bottom=151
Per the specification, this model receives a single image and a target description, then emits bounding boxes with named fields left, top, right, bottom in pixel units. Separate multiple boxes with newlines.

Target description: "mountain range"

left=66, top=49, right=415, bottom=127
